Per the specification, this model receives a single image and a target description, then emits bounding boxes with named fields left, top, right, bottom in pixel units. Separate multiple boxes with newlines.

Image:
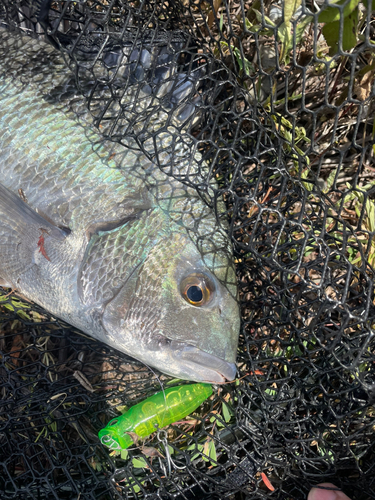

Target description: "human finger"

left=308, top=483, right=352, bottom=500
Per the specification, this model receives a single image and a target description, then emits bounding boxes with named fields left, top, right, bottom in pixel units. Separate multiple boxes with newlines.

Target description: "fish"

left=0, top=28, right=240, bottom=383
left=99, top=383, right=213, bottom=450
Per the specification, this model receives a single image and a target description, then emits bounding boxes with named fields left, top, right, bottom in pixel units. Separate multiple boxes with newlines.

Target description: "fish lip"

left=172, top=343, right=237, bottom=384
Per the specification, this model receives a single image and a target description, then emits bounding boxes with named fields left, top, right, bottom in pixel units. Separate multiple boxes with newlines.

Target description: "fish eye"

left=187, top=285, right=203, bottom=303
left=180, top=273, right=214, bottom=307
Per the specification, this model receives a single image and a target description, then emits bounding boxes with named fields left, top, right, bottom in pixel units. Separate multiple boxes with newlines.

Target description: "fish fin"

left=36, top=0, right=77, bottom=50
left=0, top=278, right=12, bottom=288
left=35, top=207, right=71, bottom=236
left=0, top=183, right=68, bottom=241
left=35, top=0, right=58, bottom=49
left=0, top=183, right=68, bottom=286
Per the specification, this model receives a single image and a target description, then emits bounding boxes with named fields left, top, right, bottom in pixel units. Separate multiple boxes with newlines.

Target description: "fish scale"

left=1, top=130, right=136, bottom=235
left=79, top=210, right=165, bottom=307
left=0, top=28, right=240, bottom=383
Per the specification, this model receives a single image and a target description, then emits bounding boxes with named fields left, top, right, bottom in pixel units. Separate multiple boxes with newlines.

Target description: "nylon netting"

left=0, top=1, right=374, bottom=499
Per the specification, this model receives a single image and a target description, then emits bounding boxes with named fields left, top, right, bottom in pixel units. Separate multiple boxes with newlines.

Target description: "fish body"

left=0, top=29, right=240, bottom=383
left=99, top=383, right=213, bottom=450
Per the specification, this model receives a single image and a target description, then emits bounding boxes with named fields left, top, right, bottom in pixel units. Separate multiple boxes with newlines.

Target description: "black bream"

left=0, top=29, right=240, bottom=383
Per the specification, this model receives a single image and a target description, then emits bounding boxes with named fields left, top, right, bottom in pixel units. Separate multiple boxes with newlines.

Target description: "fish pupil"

left=187, top=285, right=203, bottom=303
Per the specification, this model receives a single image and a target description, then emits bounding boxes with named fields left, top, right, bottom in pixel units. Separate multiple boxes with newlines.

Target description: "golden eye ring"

left=180, top=273, right=214, bottom=307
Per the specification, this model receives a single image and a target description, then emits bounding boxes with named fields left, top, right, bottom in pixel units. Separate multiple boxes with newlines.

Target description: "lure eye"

left=100, top=433, right=120, bottom=450
left=180, top=273, right=214, bottom=307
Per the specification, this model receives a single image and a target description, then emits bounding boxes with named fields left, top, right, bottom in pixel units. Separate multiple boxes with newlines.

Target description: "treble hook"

left=157, top=429, right=186, bottom=476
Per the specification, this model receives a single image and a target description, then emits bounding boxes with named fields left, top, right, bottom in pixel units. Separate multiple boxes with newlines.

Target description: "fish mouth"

left=172, top=343, right=237, bottom=384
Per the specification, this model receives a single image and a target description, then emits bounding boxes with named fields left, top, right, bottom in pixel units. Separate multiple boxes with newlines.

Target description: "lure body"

left=99, top=383, right=213, bottom=450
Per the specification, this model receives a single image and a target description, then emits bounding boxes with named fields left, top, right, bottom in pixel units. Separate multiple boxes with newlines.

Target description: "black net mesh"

left=0, top=1, right=374, bottom=499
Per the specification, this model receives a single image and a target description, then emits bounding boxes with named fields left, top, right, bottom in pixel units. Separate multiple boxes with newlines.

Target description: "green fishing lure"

left=99, top=383, right=213, bottom=450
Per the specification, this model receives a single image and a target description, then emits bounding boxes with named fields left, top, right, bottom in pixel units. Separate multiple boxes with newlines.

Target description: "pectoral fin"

left=0, top=183, right=68, bottom=240
left=0, top=277, right=12, bottom=288
left=0, top=182, right=68, bottom=286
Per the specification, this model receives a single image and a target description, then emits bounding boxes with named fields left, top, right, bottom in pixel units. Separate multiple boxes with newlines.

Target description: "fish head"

left=102, top=232, right=240, bottom=383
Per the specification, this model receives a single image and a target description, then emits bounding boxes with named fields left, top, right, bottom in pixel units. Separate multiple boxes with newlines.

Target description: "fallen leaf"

left=125, top=431, right=140, bottom=446
left=141, top=446, right=164, bottom=459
